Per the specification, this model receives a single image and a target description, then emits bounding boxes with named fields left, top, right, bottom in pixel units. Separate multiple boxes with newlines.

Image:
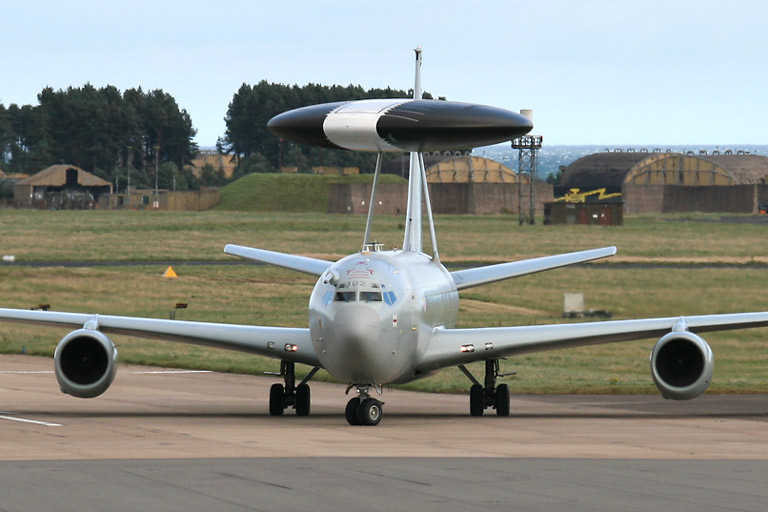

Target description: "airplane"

left=2, top=48, right=768, bottom=426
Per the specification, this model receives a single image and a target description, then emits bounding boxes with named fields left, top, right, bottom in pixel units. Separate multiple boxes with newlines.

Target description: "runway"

left=1, top=354, right=767, bottom=511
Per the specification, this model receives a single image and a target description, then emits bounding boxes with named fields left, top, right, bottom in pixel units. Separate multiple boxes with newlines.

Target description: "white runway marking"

left=0, top=370, right=54, bottom=374
left=0, top=414, right=62, bottom=427
left=132, top=370, right=212, bottom=374
left=0, top=370, right=212, bottom=375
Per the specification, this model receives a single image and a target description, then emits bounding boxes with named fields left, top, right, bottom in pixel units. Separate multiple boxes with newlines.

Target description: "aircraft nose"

left=333, top=304, right=381, bottom=349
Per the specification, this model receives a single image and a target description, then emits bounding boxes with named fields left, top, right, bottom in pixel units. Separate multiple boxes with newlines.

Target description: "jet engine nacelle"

left=53, top=329, right=118, bottom=398
left=650, top=331, right=713, bottom=400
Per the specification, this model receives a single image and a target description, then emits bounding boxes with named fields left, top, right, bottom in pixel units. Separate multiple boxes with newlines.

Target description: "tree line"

left=0, top=82, right=433, bottom=190
left=0, top=85, right=198, bottom=190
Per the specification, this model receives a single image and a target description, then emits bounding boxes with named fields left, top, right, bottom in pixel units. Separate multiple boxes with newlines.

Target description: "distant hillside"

left=217, top=173, right=407, bottom=212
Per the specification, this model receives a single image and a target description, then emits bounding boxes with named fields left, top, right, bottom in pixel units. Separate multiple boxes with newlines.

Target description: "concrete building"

left=100, top=189, right=220, bottom=211
left=543, top=202, right=624, bottom=226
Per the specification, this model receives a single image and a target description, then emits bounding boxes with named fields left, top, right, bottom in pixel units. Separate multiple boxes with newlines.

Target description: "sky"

left=2, top=0, right=766, bottom=148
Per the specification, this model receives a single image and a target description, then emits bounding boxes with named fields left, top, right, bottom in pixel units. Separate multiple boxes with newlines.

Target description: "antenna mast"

left=401, top=47, right=439, bottom=260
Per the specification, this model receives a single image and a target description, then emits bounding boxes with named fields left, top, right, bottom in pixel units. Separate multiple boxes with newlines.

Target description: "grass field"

left=1, top=209, right=768, bottom=395
left=3, top=209, right=768, bottom=263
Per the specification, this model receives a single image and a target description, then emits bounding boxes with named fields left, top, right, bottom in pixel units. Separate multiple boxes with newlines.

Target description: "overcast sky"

left=2, top=0, right=766, bottom=147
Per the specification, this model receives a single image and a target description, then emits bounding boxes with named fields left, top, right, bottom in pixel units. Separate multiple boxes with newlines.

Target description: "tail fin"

left=401, top=47, right=439, bottom=260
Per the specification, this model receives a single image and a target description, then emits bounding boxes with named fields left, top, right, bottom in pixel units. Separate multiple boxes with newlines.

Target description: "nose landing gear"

left=345, top=386, right=383, bottom=426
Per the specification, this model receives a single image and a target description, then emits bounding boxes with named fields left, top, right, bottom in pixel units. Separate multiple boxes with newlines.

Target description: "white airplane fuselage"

left=309, top=249, right=458, bottom=385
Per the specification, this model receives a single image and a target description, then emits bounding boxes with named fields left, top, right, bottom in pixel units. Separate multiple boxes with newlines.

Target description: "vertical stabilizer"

left=402, top=48, right=425, bottom=253
left=402, top=151, right=423, bottom=252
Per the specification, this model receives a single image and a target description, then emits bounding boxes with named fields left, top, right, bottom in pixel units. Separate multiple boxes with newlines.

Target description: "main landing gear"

left=345, top=386, right=383, bottom=426
left=268, top=360, right=319, bottom=417
left=459, top=359, right=512, bottom=417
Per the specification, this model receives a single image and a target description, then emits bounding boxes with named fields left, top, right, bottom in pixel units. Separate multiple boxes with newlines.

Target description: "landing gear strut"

left=459, top=359, right=512, bottom=417
left=345, top=386, right=383, bottom=426
left=268, top=361, right=319, bottom=417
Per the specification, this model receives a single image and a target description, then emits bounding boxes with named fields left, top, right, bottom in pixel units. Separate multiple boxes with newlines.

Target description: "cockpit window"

left=335, top=291, right=356, bottom=302
left=359, top=291, right=382, bottom=302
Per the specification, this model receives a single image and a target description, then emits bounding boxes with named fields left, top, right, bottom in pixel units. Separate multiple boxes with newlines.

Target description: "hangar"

left=562, top=150, right=768, bottom=188
left=14, top=165, right=113, bottom=209
left=425, top=155, right=528, bottom=184
left=560, top=150, right=768, bottom=214
left=382, top=154, right=530, bottom=183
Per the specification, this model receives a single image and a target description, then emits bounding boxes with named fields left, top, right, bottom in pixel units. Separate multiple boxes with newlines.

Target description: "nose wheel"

left=345, top=388, right=383, bottom=426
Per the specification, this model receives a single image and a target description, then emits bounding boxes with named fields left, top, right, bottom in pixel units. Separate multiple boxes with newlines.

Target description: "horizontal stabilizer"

left=224, top=244, right=333, bottom=276
left=451, top=246, right=617, bottom=291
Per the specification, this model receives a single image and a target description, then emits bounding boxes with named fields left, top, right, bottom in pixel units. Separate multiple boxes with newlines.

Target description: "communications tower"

left=511, top=109, right=542, bottom=224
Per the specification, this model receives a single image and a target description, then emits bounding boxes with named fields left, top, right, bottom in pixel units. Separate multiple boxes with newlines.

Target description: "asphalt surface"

left=1, top=354, right=767, bottom=511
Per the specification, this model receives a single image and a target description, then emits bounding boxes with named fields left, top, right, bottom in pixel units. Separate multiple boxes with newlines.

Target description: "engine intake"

left=650, top=331, right=713, bottom=400
left=54, top=329, right=118, bottom=398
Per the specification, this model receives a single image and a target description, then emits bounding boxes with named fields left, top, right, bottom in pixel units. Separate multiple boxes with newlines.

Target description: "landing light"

left=460, top=344, right=475, bottom=353
left=284, top=344, right=299, bottom=352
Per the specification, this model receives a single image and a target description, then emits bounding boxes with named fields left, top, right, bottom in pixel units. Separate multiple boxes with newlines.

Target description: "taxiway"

left=1, top=354, right=766, bottom=511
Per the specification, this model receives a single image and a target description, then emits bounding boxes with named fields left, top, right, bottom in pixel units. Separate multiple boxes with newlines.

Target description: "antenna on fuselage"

left=401, top=47, right=439, bottom=261
left=362, top=152, right=382, bottom=248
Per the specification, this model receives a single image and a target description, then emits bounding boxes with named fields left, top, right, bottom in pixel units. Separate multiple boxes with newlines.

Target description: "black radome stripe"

left=267, top=102, right=348, bottom=149
left=376, top=100, right=533, bottom=152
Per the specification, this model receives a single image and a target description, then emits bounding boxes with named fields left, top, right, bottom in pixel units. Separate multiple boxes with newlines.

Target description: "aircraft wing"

left=225, top=244, right=333, bottom=276
left=450, top=247, right=617, bottom=291
left=418, top=312, right=768, bottom=371
left=0, top=308, right=321, bottom=367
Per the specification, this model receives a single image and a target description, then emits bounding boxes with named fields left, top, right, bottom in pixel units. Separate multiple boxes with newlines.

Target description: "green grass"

left=2, top=209, right=768, bottom=263
left=1, top=210, right=768, bottom=394
left=217, top=173, right=407, bottom=212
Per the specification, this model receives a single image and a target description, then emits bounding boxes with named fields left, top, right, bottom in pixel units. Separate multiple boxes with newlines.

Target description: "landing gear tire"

left=345, top=397, right=361, bottom=425
left=269, top=383, right=285, bottom=416
left=495, top=383, right=510, bottom=417
left=469, top=384, right=484, bottom=416
left=461, top=359, right=514, bottom=418
left=357, top=398, right=383, bottom=426
left=296, top=383, right=311, bottom=416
